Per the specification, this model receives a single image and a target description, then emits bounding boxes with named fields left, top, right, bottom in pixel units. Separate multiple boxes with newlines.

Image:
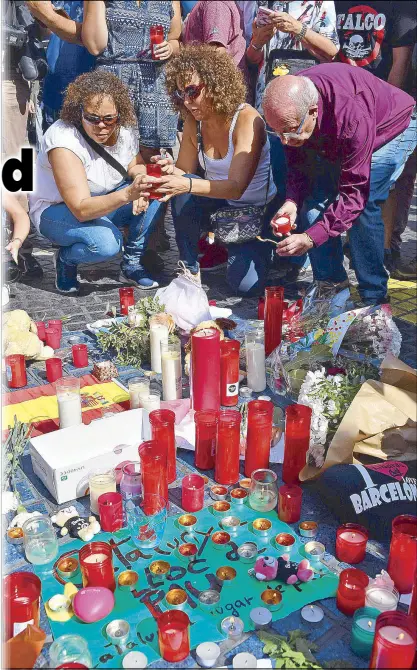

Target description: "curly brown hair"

left=165, top=44, right=247, bottom=119
left=60, top=70, right=137, bottom=127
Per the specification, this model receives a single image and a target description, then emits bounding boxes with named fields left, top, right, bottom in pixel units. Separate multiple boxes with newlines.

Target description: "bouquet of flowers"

left=340, top=304, right=402, bottom=360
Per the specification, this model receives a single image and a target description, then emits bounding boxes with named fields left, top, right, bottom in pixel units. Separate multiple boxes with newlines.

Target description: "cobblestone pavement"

left=7, top=191, right=417, bottom=366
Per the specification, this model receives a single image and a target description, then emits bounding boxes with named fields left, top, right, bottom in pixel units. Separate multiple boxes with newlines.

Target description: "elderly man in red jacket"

left=264, top=62, right=416, bottom=306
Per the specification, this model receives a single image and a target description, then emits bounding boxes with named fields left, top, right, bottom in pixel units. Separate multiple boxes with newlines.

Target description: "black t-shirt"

left=335, top=1, right=417, bottom=81
left=315, top=460, right=417, bottom=541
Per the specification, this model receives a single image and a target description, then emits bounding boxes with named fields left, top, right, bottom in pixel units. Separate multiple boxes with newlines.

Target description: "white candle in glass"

left=378, top=626, right=413, bottom=645
left=365, top=586, right=399, bottom=613
left=83, top=552, right=109, bottom=564
left=88, top=469, right=116, bottom=515
left=128, top=377, right=150, bottom=409
left=245, top=330, right=266, bottom=392
left=140, top=392, right=161, bottom=440
left=150, top=318, right=169, bottom=373
left=56, top=377, right=82, bottom=429
left=161, top=340, right=182, bottom=401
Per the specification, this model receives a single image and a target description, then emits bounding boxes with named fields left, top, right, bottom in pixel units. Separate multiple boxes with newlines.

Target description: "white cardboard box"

left=29, top=409, right=143, bottom=504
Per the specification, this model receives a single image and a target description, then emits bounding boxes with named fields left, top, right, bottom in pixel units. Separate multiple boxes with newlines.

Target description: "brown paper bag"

left=299, top=355, right=417, bottom=481
left=4, top=624, right=46, bottom=669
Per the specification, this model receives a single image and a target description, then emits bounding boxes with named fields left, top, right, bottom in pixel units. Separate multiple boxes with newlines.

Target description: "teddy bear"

left=251, top=555, right=314, bottom=585
left=3, top=310, right=54, bottom=360
left=51, top=506, right=101, bottom=542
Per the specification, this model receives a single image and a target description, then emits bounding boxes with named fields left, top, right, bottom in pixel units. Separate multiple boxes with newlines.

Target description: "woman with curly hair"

left=148, top=45, right=277, bottom=295
left=29, top=70, right=164, bottom=293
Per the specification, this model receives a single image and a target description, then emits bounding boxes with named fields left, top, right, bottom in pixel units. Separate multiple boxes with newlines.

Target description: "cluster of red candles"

left=137, top=409, right=176, bottom=508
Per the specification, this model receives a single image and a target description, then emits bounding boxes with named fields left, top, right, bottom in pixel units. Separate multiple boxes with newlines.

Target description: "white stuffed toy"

left=51, top=506, right=101, bottom=542
left=3, top=309, right=54, bottom=360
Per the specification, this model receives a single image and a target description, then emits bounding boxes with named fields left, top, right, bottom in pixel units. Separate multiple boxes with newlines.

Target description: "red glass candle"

left=191, top=328, right=220, bottom=411
left=215, top=409, right=241, bottom=485
left=48, top=319, right=63, bottom=338
left=45, top=357, right=63, bottom=383
left=149, top=409, right=176, bottom=483
left=157, top=610, right=190, bottom=663
left=5, top=354, right=27, bottom=388
left=264, top=286, right=284, bottom=356
left=146, top=163, right=162, bottom=200
left=369, top=611, right=416, bottom=669
left=72, top=344, right=88, bottom=368
left=336, top=523, right=369, bottom=564
left=278, top=484, right=302, bottom=523
left=45, top=327, right=61, bottom=349
left=220, top=339, right=240, bottom=406
left=282, top=404, right=312, bottom=485
left=258, top=297, right=265, bottom=320
left=150, top=24, right=164, bottom=59
left=98, top=492, right=123, bottom=533
left=245, top=400, right=273, bottom=477
left=4, top=572, right=41, bottom=641
left=336, top=568, right=369, bottom=616
left=138, top=440, right=168, bottom=505
left=274, top=214, right=291, bottom=235
left=79, top=541, right=115, bottom=592
left=182, top=474, right=205, bottom=512
left=35, top=321, right=46, bottom=341
left=195, top=410, right=218, bottom=470
left=119, top=287, right=135, bottom=316
left=387, top=514, right=417, bottom=594
left=409, top=568, right=417, bottom=620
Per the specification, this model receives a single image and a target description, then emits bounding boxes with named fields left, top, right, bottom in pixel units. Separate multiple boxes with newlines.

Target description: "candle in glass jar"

left=150, top=409, right=176, bottom=483
left=191, top=328, right=221, bottom=411
left=365, top=586, right=399, bottom=613
left=128, top=377, right=150, bottom=409
left=278, top=484, right=302, bottom=523
left=150, top=24, right=164, bottom=60
left=4, top=572, right=41, bottom=641
left=98, top=492, right=123, bottom=533
left=282, top=404, right=312, bottom=485
left=245, top=329, right=266, bottom=393
left=72, top=344, right=88, bottom=368
left=88, top=468, right=116, bottom=515
left=157, top=610, right=190, bottom=663
left=369, top=611, right=416, bottom=669
left=350, top=607, right=379, bottom=660
left=336, top=523, right=369, bottom=564
left=140, top=391, right=161, bottom=440
left=161, top=339, right=182, bottom=401
left=248, top=469, right=278, bottom=512
left=387, top=514, right=417, bottom=594
left=119, top=287, right=135, bottom=316
left=182, top=474, right=205, bottom=512
left=146, top=163, right=162, bottom=199
left=5, top=354, right=27, bottom=388
left=264, top=286, right=284, bottom=356
left=45, top=327, right=61, bottom=349
left=220, top=339, right=240, bottom=406
left=149, top=317, right=169, bottom=373
left=79, top=541, right=116, bottom=592
left=194, top=410, right=218, bottom=470
left=244, top=400, right=273, bottom=477
left=138, top=440, right=168, bottom=503
left=35, top=321, right=46, bottom=341
left=336, top=568, right=369, bottom=616
left=48, top=319, right=63, bottom=338
left=56, top=377, right=82, bottom=429
left=45, top=357, right=63, bottom=383
left=215, top=410, right=241, bottom=485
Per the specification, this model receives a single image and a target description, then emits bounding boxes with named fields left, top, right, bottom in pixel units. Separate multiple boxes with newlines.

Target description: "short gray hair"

left=288, top=76, right=319, bottom=118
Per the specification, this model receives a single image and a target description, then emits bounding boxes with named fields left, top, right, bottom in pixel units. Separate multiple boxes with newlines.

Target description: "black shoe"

left=5, top=257, right=21, bottom=283
left=18, top=253, right=43, bottom=280
left=141, top=249, right=164, bottom=274
left=390, top=256, right=417, bottom=281
left=55, top=251, right=80, bottom=294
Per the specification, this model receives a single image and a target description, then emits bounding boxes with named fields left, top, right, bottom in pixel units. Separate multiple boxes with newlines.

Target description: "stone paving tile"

left=7, top=198, right=417, bottom=366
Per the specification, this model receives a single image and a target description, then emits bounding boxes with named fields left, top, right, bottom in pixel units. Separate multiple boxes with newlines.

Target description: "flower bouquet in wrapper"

left=338, top=304, right=402, bottom=362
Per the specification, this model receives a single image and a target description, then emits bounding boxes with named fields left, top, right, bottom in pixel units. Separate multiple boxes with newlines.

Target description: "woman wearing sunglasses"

left=29, top=71, right=163, bottom=293
left=148, top=44, right=277, bottom=296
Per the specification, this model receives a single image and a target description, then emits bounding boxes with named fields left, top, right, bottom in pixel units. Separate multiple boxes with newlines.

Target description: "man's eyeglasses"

left=264, top=109, right=308, bottom=141
left=173, top=83, right=205, bottom=103
left=82, top=111, right=120, bottom=127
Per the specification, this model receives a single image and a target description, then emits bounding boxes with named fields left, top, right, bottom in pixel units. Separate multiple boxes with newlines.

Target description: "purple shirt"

left=284, top=63, right=415, bottom=246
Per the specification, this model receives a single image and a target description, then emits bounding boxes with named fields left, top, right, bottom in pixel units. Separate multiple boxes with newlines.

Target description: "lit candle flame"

left=397, top=633, right=405, bottom=641
left=367, top=621, right=373, bottom=628
left=230, top=616, right=235, bottom=629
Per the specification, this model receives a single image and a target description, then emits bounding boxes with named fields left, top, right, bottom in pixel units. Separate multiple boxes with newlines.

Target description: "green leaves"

left=258, top=630, right=322, bottom=669
left=3, top=416, right=30, bottom=493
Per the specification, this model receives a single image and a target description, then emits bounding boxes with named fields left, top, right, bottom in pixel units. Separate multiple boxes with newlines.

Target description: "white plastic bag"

left=155, top=265, right=211, bottom=333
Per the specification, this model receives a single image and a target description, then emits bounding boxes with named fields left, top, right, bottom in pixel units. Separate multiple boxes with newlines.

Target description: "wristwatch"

left=304, top=232, right=315, bottom=247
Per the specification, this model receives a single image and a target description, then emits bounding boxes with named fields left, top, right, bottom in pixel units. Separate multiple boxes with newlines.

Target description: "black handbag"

left=197, top=121, right=271, bottom=245
left=265, top=48, right=318, bottom=87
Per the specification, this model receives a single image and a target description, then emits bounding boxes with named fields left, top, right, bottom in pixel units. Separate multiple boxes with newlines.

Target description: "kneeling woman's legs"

left=39, top=203, right=123, bottom=293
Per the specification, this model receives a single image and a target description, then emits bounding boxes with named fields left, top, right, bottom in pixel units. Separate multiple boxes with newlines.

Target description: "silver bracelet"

left=250, top=40, right=263, bottom=51
left=188, top=177, right=193, bottom=193
left=295, top=24, right=308, bottom=41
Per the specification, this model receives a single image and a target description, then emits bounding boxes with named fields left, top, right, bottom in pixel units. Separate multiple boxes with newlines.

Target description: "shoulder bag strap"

left=196, top=120, right=208, bottom=177
left=77, top=125, right=129, bottom=180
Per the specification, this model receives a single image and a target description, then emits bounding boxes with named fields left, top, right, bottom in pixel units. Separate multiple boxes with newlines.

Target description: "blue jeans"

left=171, top=175, right=278, bottom=296
left=299, top=114, right=417, bottom=303
left=39, top=185, right=164, bottom=275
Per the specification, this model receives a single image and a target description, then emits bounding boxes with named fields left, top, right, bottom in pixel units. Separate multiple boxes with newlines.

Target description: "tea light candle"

left=233, top=652, right=257, bottom=668
left=177, top=543, right=198, bottom=563
left=239, top=479, right=252, bottom=490
left=216, top=566, right=237, bottom=588
left=299, top=521, right=318, bottom=538
left=178, top=514, right=197, bottom=532
left=196, top=642, right=221, bottom=668
left=117, top=570, right=139, bottom=591
left=221, top=516, right=241, bottom=534
left=304, top=541, right=325, bottom=562
left=230, top=488, right=248, bottom=505
left=122, top=651, right=148, bottom=669
left=275, top=533, right=296, bottom=555
left=198, top=590, right=221, bottom=610
left=250, top=606, right=272, bottom=630
left=210, top=485, right=228, bottom=501
left=165, top=588, right=188, bottom=610
left=350, top=607, right=379, bottom=660
left=7, top=527, right=24, bottom=545
left=365, top=585, right=399, bottom=613
left=301, top=604, right=324, bottom=625
left=149, top=560, right=170, bottom=580
left=106, top=619, right=130, bottom=649
left=261, top=589, right=283, bottom=612
left=211, top=531, right=231, bottom=549
left=336, top=523, right=369, bottom=564
left=252, top=518, right=272, bottom=536
left=221, top=615, right=244, bottom=639
left=212, top=501, right=231, bottom=516
left=57, top=556, right=79, bottom=579
left=238, top=542, right=258, bottom=563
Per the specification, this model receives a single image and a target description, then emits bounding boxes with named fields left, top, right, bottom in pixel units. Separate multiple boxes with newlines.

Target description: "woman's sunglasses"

left=82, top=111, right=120, bottom=127
left=173, top=83, right=205, bottom=103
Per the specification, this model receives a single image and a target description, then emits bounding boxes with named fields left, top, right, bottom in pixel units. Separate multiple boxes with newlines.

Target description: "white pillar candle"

left=88, top=469, right=116, bottom=515
left=128, top=377, right=150, bottom=409
left=56, top=377, right=82, bottom=429
left=233, top=652, right=257, bottom=668
left=246, top=341, right=266, bottom=393
left=140, top=393, right=161, bottom=440
left=196, top=642, right=221, bottom=668
left=161, top=340, right=182, bottom=401
left=150, top=320, right=169, bottom=374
